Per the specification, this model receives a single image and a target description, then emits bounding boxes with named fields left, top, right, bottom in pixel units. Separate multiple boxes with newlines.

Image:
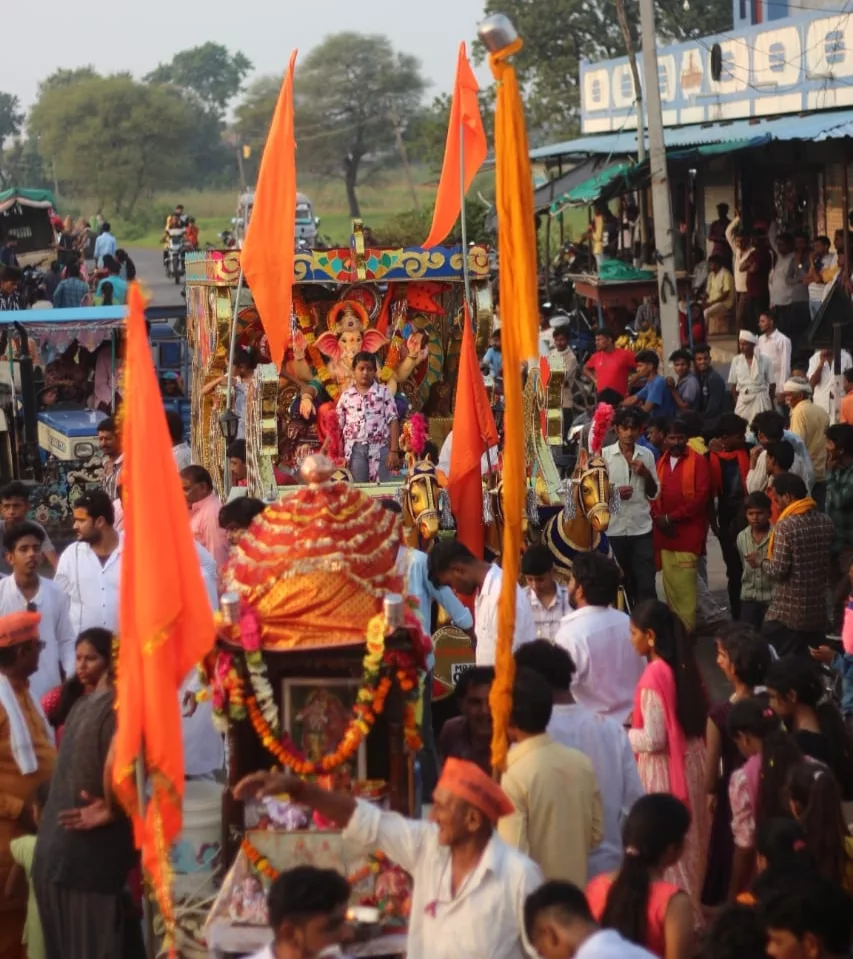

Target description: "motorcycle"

left=164, top=228, right=187, bottom=284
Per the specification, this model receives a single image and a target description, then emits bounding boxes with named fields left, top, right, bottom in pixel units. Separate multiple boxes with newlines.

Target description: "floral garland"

left=239, top=612, right=423, bottom=774
left=241, top=835, right=387, bottom=885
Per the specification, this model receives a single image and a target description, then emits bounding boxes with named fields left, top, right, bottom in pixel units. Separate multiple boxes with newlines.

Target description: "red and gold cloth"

left=223, top=483, right=404, bottom=651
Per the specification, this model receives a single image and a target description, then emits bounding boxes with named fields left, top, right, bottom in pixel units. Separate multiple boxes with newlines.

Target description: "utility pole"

left=639, top=0, right=680, bottom=360
left=390, top=108, right=420, bottom=210
left=614, top=0, right=647, bottom=257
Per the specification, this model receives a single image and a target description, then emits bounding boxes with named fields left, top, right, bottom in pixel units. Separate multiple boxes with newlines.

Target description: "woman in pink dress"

left=628, top=600, right=710, bottom=922
left=587, top=793, right=694, bottom=959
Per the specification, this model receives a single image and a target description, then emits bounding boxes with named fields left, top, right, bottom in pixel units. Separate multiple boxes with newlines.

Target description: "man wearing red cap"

left=0, top=611, right=55, bottom=959
left=236, top=758, right=543, bottom=959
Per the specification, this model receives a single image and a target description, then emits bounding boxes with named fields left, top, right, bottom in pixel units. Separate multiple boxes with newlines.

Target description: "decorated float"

left=201, top=455, right=430, bottom=957
left=184, top=227, right=495, bottom=501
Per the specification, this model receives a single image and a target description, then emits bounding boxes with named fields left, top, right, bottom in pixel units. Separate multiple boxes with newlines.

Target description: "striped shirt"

left=736, top=527, right=774, bottom=603
left=526, top=584, right=571, bottom=643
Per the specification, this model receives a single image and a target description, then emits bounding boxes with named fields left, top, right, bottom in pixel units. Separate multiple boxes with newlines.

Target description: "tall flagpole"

left=459, top=110, right=472, bottom=310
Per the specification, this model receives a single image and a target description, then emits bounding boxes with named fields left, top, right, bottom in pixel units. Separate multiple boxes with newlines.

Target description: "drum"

left=431, top=625, right=475, bottom=701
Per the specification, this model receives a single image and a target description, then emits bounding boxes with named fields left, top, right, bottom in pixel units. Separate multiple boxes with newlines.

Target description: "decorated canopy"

left=223, top=459, right=403, bottom=651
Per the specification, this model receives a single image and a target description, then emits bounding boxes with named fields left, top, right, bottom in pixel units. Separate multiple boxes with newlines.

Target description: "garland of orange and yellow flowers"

left=208, top=611, right=424, bottom=774
left=241, top=834, right=387, bottom=885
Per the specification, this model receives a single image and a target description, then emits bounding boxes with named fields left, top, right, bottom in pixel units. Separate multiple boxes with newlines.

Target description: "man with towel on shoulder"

left=728, top=330, right=774, bottom=423
left=0, top=611, right=55, bottom=959
left=236, top=757, right=543, bottom=959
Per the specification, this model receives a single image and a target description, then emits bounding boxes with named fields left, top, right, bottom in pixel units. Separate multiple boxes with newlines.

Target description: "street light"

left=218, top=410, right=240, bottom=443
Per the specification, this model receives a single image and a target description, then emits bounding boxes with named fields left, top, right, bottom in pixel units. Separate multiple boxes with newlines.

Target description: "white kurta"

left=728, top=352, right=773, bottom=422
left=342, top=800, right=543, bottom=959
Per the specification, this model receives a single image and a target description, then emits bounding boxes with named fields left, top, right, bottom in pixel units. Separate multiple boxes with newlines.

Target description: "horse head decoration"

left=542, top=404, right=620, bottom=579
left=401, top=460, right=449, bottom=549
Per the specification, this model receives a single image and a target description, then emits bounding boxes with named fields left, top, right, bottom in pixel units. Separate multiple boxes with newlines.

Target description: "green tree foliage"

left=145, top=42, right=252, bottom=118
left=38, top=67, right=99, bottom=95
left=0, top=94, right=24, bottom=186
left=379, top=195, right=494, bottom=246
left=234, top=34, right=427, bottom=218
left=29, top=76, right=196, bottom=215
left=405, top=91, right=495, bottom=176
left=233, top=75, right=283, bottom=184
left=478, top=0, right=730, bottom=141
left=1, top=139, right=49, bottom=191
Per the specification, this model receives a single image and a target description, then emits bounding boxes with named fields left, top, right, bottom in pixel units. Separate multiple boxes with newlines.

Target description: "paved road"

left=128, top=246, right=185, bottom=307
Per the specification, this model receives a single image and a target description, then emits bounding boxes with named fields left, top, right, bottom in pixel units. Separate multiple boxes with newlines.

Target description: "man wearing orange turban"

left=0, top=611, right=55, bottom=959
left=237, top=758, right=543, bottom=959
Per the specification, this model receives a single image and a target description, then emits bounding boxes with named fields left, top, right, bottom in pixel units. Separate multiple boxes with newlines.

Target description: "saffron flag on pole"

left=448, top=303, right=499, bottom=560
left=241, top=50, right=299, bottom=368
left=423, top=42, right=488, bottom=249
left=113, top=283, right=216, bottom=955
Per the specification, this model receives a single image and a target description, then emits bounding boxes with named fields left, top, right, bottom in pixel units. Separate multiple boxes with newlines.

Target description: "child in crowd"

left=586, top=794, right=694, bottom=959
left=703, top=625, right=772, bottom=905
left=726, top=695, right=803, bottom=898
left=736, top=491, right=774, bottom=629
left=765, top=657, right=853, bottom=799
left=335, top=352, right=401, bottom=483
left=786, top=761, right=853, bottom=894
left=7, top=780, right=50, bottom=959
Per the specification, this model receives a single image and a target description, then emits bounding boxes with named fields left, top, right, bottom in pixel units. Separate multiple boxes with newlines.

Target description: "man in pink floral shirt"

left=336, top=352, right=401, bottom=482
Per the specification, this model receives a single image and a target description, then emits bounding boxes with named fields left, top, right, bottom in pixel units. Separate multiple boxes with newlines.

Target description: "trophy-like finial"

left=300, top=453, right=335, bottom=485
left=477, top=13, right=519, bottom=53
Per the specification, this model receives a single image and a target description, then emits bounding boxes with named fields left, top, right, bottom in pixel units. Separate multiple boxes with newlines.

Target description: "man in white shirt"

left=437, top=430, right=500, bottom=480
left=601, top=408, right=658, bottom=606
left=757, top=310, right=791, bottom=406
left=245, top=865, right=353, bottom=959
left=768, top=221, right=810, bottom=341
left=728, top=330, right=774, bottom=423
left=0, top=521, right=75, bottom=704
left=554, top=553, right=643, bottom=724
left=92, top=222, right=117, bottom=267
left=746, top=410, right=814, bottom=494
left=167, top=410, right=192, bottom=473
left=516, top=641, right=643, bottom=878
left=428, top=539, right=536, bottom=666
left=55, top=490, right=122, bottom=636
left=525, top=880, right=656, bottom=959
left=236, top=760, right=543, bottom=959
left=521, top=544, right=570, bottom=642
left=807, top=346, right=853, bottom=418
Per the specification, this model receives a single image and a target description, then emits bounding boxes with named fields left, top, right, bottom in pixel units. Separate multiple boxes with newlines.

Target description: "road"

left=129, top=246, right=185, bottom=306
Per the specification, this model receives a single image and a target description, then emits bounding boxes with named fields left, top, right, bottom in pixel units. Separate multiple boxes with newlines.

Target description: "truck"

left=233, top=190, right=321, bottom=248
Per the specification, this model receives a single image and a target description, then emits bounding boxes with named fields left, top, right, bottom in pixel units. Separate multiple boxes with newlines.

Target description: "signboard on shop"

left=580, top=11, right=853, bottom=133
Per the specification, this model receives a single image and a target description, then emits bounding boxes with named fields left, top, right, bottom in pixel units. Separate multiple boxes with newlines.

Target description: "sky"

left=5, top=0, right=490, bottom=112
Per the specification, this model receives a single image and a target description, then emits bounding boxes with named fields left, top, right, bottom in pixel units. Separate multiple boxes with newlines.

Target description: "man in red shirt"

left=584, top=329, right=636, bottom=402
left=651, top=417, right=711, bottom=631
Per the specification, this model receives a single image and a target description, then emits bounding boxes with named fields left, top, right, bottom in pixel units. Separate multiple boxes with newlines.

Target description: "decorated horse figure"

left=400, top=459, right=449, bottom=550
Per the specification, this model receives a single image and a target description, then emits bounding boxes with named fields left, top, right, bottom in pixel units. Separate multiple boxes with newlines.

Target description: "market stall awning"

left=530, top=106, right=853, bottom=162
left=0, top=188, right=57, bottom=214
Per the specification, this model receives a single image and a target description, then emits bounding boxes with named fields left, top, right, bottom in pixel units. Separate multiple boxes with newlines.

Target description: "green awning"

left=0, top=188, right=57, bottom=214
left=559, top=161, right=636, bottom=207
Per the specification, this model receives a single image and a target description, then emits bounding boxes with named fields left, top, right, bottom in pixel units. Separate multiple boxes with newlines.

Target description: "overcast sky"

left=5, top=0, right=489, bottom=111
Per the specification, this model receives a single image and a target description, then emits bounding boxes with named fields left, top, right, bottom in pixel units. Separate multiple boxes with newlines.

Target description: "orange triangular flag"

left=448, top=305, right=499, bottom=559
left=423, top=43, right=488, bottom=249
left=113, top=283, right=216, bottom=955
left=241, top=50, right=298, bottom=368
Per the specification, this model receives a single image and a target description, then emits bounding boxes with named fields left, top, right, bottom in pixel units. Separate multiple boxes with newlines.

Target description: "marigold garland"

left=241, top=835, right=387, bottom=885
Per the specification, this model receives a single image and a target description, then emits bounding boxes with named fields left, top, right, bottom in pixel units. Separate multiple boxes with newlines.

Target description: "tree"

left=0, top=94, right=24, bottom=186
left=29, top=76, right=196, bottom=215
left=38, top=67, right=100, bottom=95
left=406, top=91, right=495, bottom=176
left=145, top=43, right=253, bottom=118
left=233, top=75, right=282, bottom=183
left=477, top=0, right=729, bottom=141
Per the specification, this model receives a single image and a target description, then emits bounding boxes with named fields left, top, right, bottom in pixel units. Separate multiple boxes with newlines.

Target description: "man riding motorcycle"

left=162, top=205, right=189, bottom=266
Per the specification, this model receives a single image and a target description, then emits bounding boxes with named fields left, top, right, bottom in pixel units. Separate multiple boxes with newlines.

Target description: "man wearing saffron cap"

left=236, top=757, right=543, bottom=959
left=0, top=611, right=55, bottom=959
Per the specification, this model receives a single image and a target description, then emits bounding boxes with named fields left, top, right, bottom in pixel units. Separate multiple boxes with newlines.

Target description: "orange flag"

left=423, top=43, right=487, bottom=248
left=113, top=283, right=216, bottom=955
left=241, top=50, right=298, bottom=368
left=448, top=304, right=499, bottom=559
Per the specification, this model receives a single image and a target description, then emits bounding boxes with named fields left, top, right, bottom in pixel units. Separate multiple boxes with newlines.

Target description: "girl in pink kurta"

left=628, top=600, right=710, bottom=925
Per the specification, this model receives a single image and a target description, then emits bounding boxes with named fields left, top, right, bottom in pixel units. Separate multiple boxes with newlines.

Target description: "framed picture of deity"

left=282, top=678, right=368, bottom=784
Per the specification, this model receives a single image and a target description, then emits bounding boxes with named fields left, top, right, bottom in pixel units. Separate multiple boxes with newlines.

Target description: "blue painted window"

left=658, top=63, right=669, bottom=96
left=721, top=49, right=735, bottom=80
left=768, top=42, right=786, bottom=72
left=826, top=30, right=844, bottom=65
